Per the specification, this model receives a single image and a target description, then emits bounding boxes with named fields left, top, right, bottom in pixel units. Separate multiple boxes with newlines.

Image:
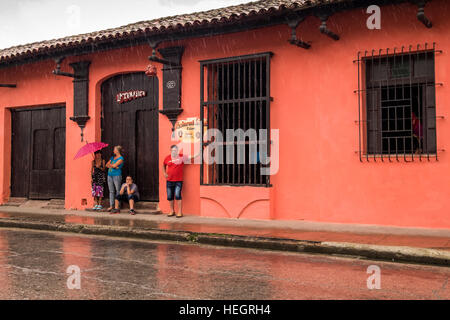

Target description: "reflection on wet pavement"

left=0, top=228, right=448, bottom=300
left=1, top=210, right=449, bottom=251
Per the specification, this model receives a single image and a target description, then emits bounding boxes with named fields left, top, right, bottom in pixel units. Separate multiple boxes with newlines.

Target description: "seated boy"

left=111, top=176, right=140, bottom=215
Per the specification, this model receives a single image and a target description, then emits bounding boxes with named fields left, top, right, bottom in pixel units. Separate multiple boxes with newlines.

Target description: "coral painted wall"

left=0, top=0, right=448, bottom=228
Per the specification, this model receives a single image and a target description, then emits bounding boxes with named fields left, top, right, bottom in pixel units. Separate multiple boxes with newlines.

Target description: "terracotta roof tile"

left=0, top=0, right=346, bottom=63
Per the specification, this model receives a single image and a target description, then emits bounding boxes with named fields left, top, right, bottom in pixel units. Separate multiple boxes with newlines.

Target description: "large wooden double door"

left=11, top=106, right=66, bottom=199
left=101, top=72, right=159, bottom=201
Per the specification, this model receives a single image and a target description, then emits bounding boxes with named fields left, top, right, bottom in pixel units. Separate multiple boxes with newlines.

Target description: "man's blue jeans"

left=107, top=175, right=122, bottom=207
left=166, top=181, right=183, bottom=200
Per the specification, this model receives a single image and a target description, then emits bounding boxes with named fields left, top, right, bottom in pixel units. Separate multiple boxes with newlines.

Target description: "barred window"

left=356, top=44, right=439, bottom=161
left=200, top=53, right=272, bottom=186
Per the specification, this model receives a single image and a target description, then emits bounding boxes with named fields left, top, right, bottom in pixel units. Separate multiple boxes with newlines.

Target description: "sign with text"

left=175, top=117, right=202, bottom=143
left=116, top=90, right=147, bottom=104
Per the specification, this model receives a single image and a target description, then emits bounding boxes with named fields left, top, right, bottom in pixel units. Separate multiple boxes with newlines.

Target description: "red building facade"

left=0, top=0, right=449, bottom=229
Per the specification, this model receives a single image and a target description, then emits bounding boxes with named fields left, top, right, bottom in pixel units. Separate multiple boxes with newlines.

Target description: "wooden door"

left=11, top=106, right=66, bottom=199
left=101, top=73, right=159, bottom=201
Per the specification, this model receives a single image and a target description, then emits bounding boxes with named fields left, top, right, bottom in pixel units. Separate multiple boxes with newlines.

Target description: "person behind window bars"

left=412, top=112, right=423, bottom=154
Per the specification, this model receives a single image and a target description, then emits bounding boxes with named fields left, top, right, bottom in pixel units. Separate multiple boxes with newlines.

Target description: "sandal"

left=130, top=209, right=136, bottom=215
left=110, top=209, right=120, bottom=214
left=168, top=212, right=175, bottom=217
left=176, top=213, right=183, bottom=218
left=107, top=207, right=113, bottom=212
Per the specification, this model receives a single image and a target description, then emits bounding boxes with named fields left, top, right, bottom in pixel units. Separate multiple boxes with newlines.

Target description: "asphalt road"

left=0, top=228, right=448, bottom=300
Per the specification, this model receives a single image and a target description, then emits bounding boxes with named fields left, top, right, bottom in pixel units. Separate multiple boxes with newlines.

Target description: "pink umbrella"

left=74, top=142, right=109, bottom=160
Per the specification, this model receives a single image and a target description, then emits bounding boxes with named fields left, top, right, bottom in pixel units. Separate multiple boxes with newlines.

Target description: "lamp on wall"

left=0, top=84, right=16, bottom=88
left=145, top=64, right=157, bottom=77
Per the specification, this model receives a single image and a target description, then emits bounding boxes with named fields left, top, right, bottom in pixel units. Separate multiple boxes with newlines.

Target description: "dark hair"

left=94, top=151, right=102, bottom=155
left=170, top=145, right=178, bottom=150
left=126, top=176, right=133, bottom=180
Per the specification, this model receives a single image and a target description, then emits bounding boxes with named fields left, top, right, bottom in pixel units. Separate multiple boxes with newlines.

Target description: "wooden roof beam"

left=318, top=15, right=340, bottom=41
left=286, top=16, right=311, bottom=49
left=415, top=0, right=432, bottom=28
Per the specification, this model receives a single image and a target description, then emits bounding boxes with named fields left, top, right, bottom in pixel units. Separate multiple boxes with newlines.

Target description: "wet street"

left=0, top=227, right=448, bottom=300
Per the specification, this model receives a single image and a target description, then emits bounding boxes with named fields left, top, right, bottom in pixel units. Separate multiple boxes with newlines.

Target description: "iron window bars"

left=200, top=52, right=272, bottom=186
left=355, top=43, right=442, bottom=162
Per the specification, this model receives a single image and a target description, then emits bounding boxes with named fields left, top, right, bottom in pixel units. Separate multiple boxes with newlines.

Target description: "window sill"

left=200, top=184, right=272, bottom=187
left=359, top=153, right=438, bottom=161
left=362, top=154, right=437, bottom=158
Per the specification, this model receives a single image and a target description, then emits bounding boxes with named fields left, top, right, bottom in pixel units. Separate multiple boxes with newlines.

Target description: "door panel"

left=101, top=73, right=159, bottom=201
left=136, top=110, right=159, bottom=201
left=11, top=106, right=66, bottom=199
left=11, top=111, right=32, bottom=197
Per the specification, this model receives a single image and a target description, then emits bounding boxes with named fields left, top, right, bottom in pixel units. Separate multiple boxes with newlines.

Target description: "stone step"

left=42, top=198, right=65, bottom=209
left=48, top=199, right=65, bottom=205
left=87, top=200, right=160, bottom=215
left=135, top=202, right=159, bottom=210
left=19, top=200, right=48, bottom=208
left=1, top=198, right=65, bottom=210
left=2, top=197, right=28, bottom=206
left=85, top=208, right=162, bottom=215
left=100, top=199, right=159, bottom=211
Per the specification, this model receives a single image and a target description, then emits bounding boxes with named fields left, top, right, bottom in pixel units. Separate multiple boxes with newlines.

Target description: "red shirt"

left=164, top=154, right=188, bottom=182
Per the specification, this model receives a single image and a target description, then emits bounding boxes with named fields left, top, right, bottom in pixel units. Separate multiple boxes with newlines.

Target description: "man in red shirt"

left=162, top=145, right=192, bottom=218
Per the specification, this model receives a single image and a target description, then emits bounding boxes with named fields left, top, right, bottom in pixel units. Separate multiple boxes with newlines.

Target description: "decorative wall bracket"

left=53, top=57, right=78, bottom=78
left=414, top=0, right=432, bottom=28
left=148, top=42, right=182, bottom=68
left=69, top=115, right=90, bottom=141
left=286, top=16, right=311, bottom=49
left=318, top=15, right=340, bottom=40
left=148, top=44, right=185, bottom=131
left=159, top=108, right=184, bottom=131
left=0, top=84, right=16, bottom=88
left=53, top=60, right=91, bottom=142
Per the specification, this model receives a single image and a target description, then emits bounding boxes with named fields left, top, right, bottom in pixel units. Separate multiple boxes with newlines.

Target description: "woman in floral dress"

left=91, top=151, right=106, bottom=210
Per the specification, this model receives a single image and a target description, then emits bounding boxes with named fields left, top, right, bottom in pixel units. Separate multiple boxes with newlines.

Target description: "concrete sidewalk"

left=0, top=205, right=449, bottom=267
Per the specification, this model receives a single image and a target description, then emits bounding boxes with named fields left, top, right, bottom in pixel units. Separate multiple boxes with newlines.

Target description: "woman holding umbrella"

left=91, top=151, right=106, bottom=210
left=73, top=141, right=109, bottom=210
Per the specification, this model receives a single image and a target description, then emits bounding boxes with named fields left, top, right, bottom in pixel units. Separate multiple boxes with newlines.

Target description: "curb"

left=0, top=218, right=449, bottom=267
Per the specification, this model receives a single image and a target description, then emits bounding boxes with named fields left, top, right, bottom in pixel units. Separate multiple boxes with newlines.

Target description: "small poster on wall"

left=174, top=117, right=202, bottom=143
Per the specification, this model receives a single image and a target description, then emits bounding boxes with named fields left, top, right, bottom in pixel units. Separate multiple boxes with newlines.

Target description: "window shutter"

left=423, top=85, right=437, bottom=153
left=366, top=89, right=382, bottom=154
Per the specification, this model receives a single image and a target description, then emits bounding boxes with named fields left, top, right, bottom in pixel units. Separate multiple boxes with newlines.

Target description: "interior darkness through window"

left=364, top=50, right=436, bottom=156
left=202, top=54, right=271, bottom=185
left=380, top=84, right=423, bottom=154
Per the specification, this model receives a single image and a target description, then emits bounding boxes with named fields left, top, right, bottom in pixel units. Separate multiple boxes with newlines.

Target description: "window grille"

left=355, top=43, right=442, bottom=162
left=200, top=52, right=272, bottom=185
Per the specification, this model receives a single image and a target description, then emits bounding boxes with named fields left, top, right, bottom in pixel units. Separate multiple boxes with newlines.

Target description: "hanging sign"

left=116, top=90, right=147, bottom=104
